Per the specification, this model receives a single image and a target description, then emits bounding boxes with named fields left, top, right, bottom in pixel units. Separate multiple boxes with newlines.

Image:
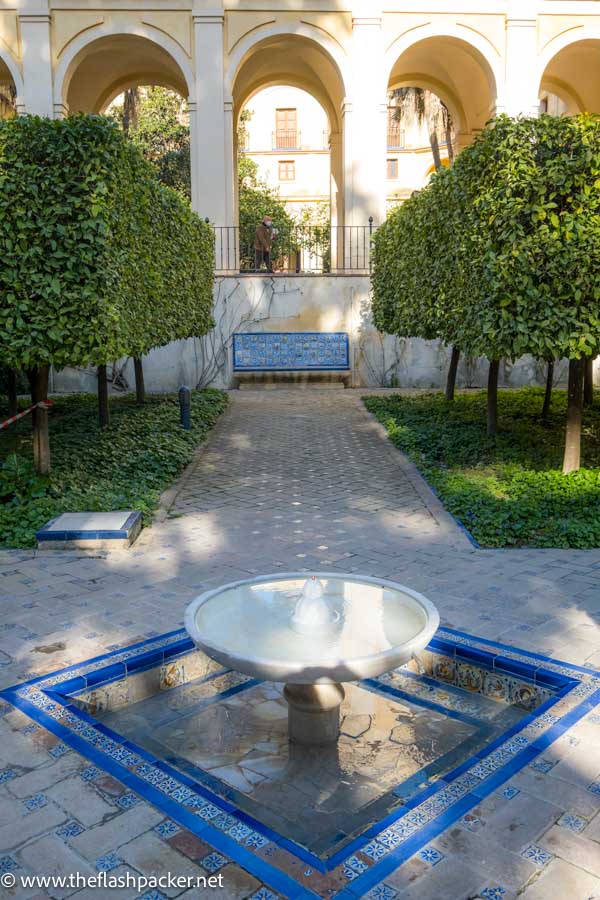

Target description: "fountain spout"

left=291, top=577, right=339, bottom=634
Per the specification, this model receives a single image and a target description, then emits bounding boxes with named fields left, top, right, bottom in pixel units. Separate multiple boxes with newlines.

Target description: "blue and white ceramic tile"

left=521, top=844, right=554, bottom=867
left=2, top=625, right=599, bottom=900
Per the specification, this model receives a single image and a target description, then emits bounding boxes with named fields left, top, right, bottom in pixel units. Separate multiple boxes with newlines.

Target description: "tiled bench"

left=232, top=332, right=351, bottom=388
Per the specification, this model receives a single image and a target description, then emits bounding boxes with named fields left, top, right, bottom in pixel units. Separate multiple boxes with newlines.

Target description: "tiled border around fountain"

left=2, top=628, right=599, bottom=900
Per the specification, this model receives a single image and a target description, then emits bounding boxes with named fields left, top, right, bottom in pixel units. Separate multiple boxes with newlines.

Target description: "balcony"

left=272, top=129, right=301, bottom=150
left=387, top=128, right=405, bottom=150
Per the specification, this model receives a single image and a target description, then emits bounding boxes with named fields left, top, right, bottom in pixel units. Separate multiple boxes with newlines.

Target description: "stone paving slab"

left=0, top=390, right=599, bottom=899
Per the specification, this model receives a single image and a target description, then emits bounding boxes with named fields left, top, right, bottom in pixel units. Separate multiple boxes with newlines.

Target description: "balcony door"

left=275, top=108, right=298, bottom=149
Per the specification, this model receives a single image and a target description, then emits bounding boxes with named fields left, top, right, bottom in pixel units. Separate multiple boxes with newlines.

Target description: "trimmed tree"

left=372, top=113, right=600, bottom=460
left=449, top=114, right=600, bottom=467
left=372, top=159, right=477, bottom=398
left=0, top=114, right=214, bottom=470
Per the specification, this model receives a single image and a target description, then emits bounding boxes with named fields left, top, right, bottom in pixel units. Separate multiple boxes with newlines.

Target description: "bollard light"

left=178, top=385, right=191, bottom=430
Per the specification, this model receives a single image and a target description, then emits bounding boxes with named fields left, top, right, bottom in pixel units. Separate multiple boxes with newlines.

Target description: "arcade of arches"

left=2, top=1, right=600, bottom=230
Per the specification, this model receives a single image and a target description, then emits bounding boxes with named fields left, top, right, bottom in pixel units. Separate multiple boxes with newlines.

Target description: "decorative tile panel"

left=233, top=332, right=350, bottom=371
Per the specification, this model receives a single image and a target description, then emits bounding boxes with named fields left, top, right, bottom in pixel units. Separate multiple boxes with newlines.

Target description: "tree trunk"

left=584, top=356, right=594, bottom=406
left=445, top=121, right=454, bottom=164
left=487, top=359, right=500, bottom=437
left=7, top=368, right=17, bottom=418
left=429, top=129, right=443, bottom=171
left=542, top=360, right=554, bottom=420
left=122, top=87, right=139, bottom=136
left=97, top=364, right=110, bottom=428
left=563, top=358, right=585, bottom=474
left=26, top=365, right=51, bottom=474
left=134, top=357, right=145, bottom=405
left=445, top=346, right=460, bottom=401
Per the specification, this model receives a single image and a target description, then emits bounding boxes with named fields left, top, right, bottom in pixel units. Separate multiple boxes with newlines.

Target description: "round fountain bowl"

left=184, top=572, right=440, bottom=685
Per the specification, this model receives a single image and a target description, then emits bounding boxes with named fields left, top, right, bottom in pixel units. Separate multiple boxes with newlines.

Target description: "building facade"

left=240, top=85, right=457, bottom=215
left=241, top=86, right=331, bottom=213
left=3, top=0, right=599, bottom=390
left=2, top=0, right=599, bottom=230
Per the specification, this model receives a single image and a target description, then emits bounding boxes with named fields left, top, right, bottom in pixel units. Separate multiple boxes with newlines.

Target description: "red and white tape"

left=0, top=400, right=54, bottom=431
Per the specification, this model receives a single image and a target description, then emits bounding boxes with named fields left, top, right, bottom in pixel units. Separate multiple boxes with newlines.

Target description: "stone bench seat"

left=232, top=332, right=351, bottom=389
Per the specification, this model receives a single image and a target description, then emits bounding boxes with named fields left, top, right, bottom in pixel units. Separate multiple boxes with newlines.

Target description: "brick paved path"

left=1, top=391, right=599, bottom=899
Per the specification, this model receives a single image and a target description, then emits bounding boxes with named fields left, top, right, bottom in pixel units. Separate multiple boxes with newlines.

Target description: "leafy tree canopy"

left=0, top=114, right=214, bottom=370
left=373, top=113, right=600, bottom=363
left=111, top=87, right=191, bottom=199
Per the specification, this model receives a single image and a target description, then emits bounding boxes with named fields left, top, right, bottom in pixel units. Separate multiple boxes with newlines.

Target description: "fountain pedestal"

left=284, top=683, right=345, bottom=745
left=185, top=572, right=440, bottom=748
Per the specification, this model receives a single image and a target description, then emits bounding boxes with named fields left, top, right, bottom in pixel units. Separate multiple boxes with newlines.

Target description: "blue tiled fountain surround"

left=2, top=627, right=599, bottom=900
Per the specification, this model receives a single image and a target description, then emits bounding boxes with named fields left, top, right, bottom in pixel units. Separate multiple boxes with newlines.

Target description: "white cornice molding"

left=352, top=17, right=382, bottom=27
left=193, top=13, right=225, bottom=25
left=19, top=11, right=51, bottom=23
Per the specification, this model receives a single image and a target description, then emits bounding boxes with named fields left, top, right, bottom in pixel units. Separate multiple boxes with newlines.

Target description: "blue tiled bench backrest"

left=233, top=332, right=350, bottom=372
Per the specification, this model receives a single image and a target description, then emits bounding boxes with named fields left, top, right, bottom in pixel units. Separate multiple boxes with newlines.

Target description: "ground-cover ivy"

left=364, top=389, right=600, bottom=549
left=0, top=390, right=227, bottom=548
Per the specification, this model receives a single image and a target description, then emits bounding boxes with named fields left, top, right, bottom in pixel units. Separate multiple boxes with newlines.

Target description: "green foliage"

left=238, top=156, right=297, bottom=266
left=0, top=453, right=47, bottom=505
left=0, top=367, right=27, bottom=395
left=113, top=87, right=191, bottom=199
left=372, top=114, right=600, bottom=363
left=453, top=114, right=600, bottom=361
left=0, top=390, right=228, bottom=547
left=292, top=202, right=332, bottom=270
left=0, top=114, right=214, bottom=371
left=365, top=389, right=600, bottom=548
left=371, top=181, right=465, bottom=343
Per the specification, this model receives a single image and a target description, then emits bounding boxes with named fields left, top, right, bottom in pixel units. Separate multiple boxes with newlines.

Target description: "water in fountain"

left=192, top=576, right=427, bottom=665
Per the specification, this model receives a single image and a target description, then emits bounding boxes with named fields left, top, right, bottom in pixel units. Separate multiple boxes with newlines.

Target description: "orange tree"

left=451, top=114, right=600, bottom=469
left=0, top=115, right=214, bottom=471
left=372, top=114, right=600, bottom=467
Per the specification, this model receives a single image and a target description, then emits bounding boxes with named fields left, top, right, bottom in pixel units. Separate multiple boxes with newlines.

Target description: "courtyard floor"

left=1, top=390, right=599, bottom=899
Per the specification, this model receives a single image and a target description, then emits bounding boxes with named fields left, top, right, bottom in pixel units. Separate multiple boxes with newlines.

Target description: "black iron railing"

left=212, top=223, right=375, bottom=275
left=272, top=130, right=301, bottom=150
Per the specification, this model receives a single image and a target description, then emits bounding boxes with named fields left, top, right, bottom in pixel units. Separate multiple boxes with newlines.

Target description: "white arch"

left=235, top=75, right=337, bottom=133
left=388, top=72, right=466, bottom=136
left=53, top=22, right=195, bottom=111
left=225, top=21, right=349, bottom=101
left=535, top=26, right=600, bottom=98
left=540, top=76, right=584, bottom=115
left=0, top=44, right=24, bottom=109
left=383, top=22, right=501, bottom=108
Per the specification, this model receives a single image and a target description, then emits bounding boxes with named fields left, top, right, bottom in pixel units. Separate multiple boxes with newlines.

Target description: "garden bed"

left=364, top=388, right=600, bottom=549
left=0, top=390, right=228, bottom=548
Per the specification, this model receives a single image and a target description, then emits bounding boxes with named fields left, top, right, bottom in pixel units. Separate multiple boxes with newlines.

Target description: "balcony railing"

left=273, top=130, right=301, bottom=150
left=212, top=223, right=376, bottom=275
left=387, top=128, right=405, bottom=150
left=242, top=131, right=331, bottom=152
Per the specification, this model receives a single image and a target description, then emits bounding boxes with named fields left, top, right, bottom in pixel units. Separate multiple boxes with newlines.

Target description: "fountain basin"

left=185, top=572, right=440, bottom=744
left=184, top=573, right=440, bottom=684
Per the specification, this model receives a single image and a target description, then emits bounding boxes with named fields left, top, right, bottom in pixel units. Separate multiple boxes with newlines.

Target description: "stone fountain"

left=185, top=573, right=439, bottom=745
